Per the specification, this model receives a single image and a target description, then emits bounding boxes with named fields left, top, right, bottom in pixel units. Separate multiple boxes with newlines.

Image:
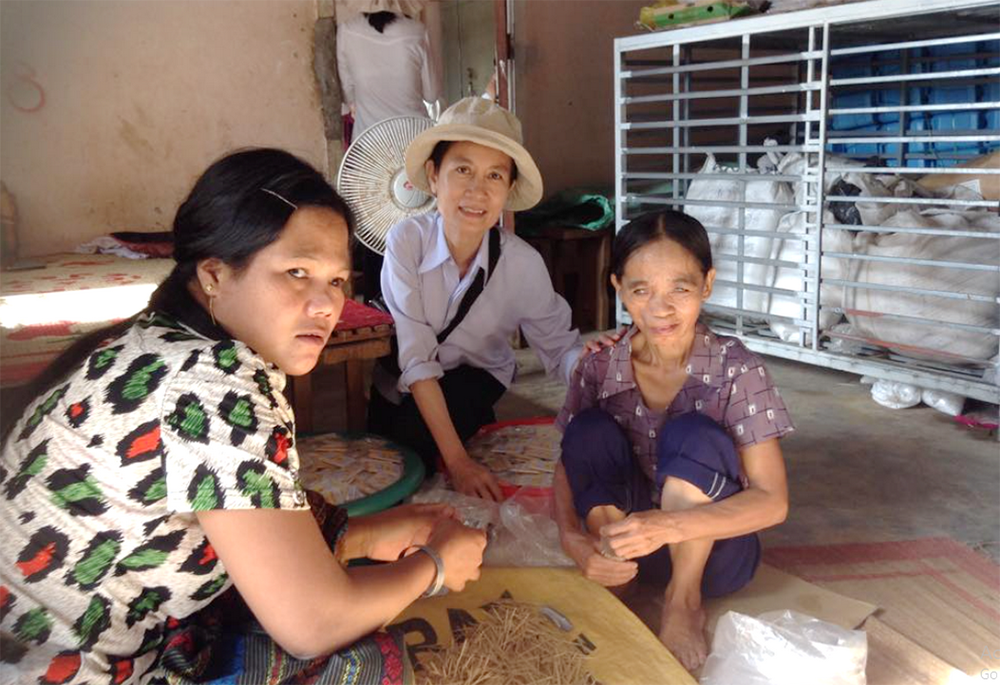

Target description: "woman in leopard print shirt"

left=0, top=149, right=485, bottom=685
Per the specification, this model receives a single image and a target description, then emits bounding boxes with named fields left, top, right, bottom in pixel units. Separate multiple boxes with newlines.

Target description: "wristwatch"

left=414, top=545, right=446, bottom=598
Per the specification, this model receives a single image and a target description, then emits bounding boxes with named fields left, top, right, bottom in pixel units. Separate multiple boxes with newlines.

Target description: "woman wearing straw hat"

left=368, top=97, right=592, bottom=501
left=337, top=0, right=441, bottom=140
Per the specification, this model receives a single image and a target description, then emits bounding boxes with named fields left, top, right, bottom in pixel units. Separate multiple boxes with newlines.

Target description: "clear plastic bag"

left=485, top=488, right=574, bottom=568
left=409, top=478, right=573, bottom=567
left=408, top=474, right=499, bottom=530
left=700, top=610, right=867, bottom=685
left=825, top=324, right=865, bottom=356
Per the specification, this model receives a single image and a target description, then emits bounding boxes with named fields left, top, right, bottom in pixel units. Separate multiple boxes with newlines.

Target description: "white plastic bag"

left=921, top=389, right=965, bottom=417
left=776, top=150, right=863, bottom=206
left=870, top=379, right=922, bottom=409
left=765, top=210, right=850, bottom=343
left=843, top=208, right=1000, bottom=362
left=700, top=610, right=867, bottom=685
left=685, top=152, right=795, bottom=316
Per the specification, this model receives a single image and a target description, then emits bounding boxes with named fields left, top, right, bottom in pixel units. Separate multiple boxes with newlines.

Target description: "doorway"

left=439, top=0, right=497, bottom=103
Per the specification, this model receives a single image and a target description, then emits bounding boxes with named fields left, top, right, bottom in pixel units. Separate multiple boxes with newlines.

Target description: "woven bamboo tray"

left=466, top=419, right=561, bottom=488
left=298, top=433, right=424, bottom=516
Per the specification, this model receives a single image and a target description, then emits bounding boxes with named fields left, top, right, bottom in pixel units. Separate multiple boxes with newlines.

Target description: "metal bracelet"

left=414, top=545, right=446, bottom=598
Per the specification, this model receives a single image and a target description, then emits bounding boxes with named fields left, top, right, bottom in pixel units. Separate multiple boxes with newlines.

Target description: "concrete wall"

left=512, top=0, right=648, bottom=198
left=1, top=0, right=327, bottom=257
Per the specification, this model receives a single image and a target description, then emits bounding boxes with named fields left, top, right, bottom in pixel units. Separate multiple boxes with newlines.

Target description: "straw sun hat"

left=404, top=97, right=544, bottom=212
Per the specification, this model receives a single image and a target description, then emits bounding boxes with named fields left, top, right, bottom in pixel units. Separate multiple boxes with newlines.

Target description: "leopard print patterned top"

left=1, top=311, right=308, bottom=684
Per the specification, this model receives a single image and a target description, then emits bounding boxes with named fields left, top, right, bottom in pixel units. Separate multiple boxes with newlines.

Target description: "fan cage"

left=337, top=115, right=437, bottom=255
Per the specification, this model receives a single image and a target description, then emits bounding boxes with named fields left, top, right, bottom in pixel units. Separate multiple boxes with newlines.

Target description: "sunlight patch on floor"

left=0, top=284, right=157, bottom=327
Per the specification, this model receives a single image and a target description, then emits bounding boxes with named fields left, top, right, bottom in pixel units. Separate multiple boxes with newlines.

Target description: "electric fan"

left=336, top=116, right=436, bottom=255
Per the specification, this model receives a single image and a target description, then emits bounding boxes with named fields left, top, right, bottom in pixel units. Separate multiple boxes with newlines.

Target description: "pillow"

left=110, top=231, right=174, bottom=258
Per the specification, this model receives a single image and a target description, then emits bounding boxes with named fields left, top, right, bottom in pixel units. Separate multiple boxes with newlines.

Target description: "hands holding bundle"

left=353, top=503, right=487, bottom=593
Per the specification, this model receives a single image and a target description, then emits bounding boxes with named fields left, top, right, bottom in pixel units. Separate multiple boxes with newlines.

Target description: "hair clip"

left=261, top=187, right=298, bottom=210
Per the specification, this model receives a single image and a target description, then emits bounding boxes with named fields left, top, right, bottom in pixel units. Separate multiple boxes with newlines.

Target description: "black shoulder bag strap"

left=434, top=226, right=501, bottom=344
left=379, top=226, right=501, bottom=379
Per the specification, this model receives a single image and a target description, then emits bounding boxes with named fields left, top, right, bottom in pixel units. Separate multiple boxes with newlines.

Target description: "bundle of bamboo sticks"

left=416, top=601, right=595, bottom=685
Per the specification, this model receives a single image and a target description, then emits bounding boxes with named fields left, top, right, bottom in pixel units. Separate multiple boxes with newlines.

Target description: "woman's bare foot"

left=659, top=599, right=708, bottom=673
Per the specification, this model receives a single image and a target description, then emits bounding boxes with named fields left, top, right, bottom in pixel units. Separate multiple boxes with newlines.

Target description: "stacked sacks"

left=681, top=145, right=996, bottom=414
left=684, top=147, right=859, bottom=343
left=759, top=151, right=866, bottom=343
left=684, top=151, right=795, bottom=318
left=764, top=209, right=853, bottom=344
left=843, top=207, right=1000, bottom=363
left=683, top=146, right=998, bottom=365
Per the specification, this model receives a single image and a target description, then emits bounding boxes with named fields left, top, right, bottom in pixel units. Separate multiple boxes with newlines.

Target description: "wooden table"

left=287, top=299, right=394, bottom=434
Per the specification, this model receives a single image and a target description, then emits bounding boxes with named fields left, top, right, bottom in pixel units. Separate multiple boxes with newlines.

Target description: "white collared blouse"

left=378, top=212, right=584, bottom=400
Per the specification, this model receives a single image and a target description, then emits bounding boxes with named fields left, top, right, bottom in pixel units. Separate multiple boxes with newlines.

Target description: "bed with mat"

left=0, top=252, right=173, bottom=386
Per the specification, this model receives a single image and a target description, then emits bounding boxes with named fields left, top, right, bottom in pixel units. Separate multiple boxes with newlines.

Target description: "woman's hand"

left=424, top=518, right=487, bottom=591
left=410, top=380, right=503, bottom=502
left=561, top=528, right=638, bottom=587
left=355, top=503, right=459, bottom=562
left=601, top=510, right=681, bottom=559
left=583, top=326, right=628, bottom=355
left=447, top=455, right=503, bottom=502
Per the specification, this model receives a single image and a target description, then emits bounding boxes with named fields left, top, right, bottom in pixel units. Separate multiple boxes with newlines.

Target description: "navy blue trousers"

left=561, top=408, right=760, bottom=598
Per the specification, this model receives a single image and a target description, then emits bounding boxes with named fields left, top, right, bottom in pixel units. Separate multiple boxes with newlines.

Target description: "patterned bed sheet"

left=0, top=254, right=173, bottom=385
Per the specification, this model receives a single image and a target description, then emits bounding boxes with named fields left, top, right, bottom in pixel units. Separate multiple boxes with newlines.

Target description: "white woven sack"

left=843, top=208, right=999, bottom=362
left=685, top=153, right=795, bottom=317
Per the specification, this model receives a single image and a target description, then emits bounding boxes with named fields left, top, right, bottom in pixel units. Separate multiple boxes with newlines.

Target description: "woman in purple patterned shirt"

left=553, top=210, right=794, bottom=672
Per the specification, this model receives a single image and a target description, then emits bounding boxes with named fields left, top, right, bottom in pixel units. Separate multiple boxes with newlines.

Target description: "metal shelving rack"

left=614, top=0, right=1000, bottom=404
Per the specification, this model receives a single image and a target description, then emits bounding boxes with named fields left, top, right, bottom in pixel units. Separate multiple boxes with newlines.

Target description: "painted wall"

left=513, top=0, right=649, bottom=198
left=1, top=0, right=327, bottom=257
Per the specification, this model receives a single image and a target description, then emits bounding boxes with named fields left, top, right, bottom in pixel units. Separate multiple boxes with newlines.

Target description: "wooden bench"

left=286, top=299, right=394, bottom=434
